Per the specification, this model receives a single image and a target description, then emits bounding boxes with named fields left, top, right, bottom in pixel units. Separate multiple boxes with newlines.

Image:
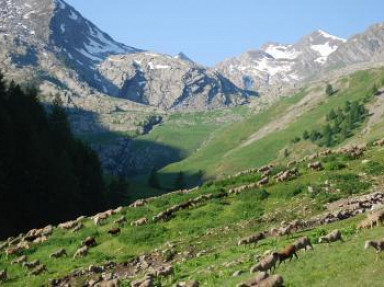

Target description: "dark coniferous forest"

left=0, top=72, right=107, bottom=239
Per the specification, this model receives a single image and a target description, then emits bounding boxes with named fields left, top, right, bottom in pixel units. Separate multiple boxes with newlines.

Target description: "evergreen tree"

left=372, top=83, right=379, bottom=95
left=326, top=83, right=334, bottom=96
left=148, top=168, right=161, bottom=189
left=328, top=109, right=337, bottom=121
left=302, top=130, right=309, bottom=140
left=323, top=124, right=333, bottom=147
left=174, top=172, right=185, bottom=190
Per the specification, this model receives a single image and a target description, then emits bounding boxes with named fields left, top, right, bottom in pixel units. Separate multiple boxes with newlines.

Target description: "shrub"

left=324, top=161, right=347, bottom=171
left=363, top=161, right=384, bottom=175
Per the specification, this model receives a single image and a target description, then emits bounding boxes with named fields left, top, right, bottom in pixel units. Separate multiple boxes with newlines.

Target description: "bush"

left=363, top=161, right=384, bottom=175
left=324, top=161, right=347, bottom=171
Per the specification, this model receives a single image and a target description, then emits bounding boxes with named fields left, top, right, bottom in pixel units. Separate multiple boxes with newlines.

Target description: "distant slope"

left=157, top=67, right=384, bottom=184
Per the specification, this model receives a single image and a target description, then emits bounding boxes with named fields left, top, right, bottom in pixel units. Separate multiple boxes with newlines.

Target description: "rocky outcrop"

left=215, top=30, right=346, bottom=92
left=99, top=52, right=253, bottom=111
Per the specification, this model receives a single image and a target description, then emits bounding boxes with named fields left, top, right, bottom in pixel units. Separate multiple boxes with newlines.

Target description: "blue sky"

left=65, top=0, right=384, bottom=66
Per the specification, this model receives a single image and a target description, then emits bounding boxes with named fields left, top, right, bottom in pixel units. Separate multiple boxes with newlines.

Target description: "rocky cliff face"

left=214, top=30, right=346, bottom=92
left=98, top=52, right=252, bottom=110
left=0, top=0, right=252, bottom=112
left=325, top=23, right=384, bottom=69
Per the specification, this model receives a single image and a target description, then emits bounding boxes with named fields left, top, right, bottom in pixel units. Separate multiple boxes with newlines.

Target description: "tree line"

left=0, top=72, right=126, bottom=238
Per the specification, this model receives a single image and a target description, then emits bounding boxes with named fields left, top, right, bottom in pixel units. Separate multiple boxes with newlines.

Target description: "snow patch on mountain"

left=317, top=30, right=347, bottom=43
left=263, top=44, right=300, bottom=60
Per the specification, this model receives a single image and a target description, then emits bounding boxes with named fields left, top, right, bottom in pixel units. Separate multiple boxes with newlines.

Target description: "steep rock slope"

left=215, top=30, right=346, bottom=92
left=0, top=0, right=252, bottom=112
left=99, top=52, right=252, bottom=110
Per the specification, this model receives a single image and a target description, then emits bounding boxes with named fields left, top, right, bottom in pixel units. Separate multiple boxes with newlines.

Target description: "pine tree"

left=326, top=84, right=334, bottom=96
left=174, top=172, right=185, bottom=190
left=372, top=83, right=379, bottom=95
left=148, top=168, right=161, bottom=189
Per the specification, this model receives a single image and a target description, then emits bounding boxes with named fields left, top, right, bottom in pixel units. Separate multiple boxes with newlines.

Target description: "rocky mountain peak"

left=174, top=52, right=195, bottom=64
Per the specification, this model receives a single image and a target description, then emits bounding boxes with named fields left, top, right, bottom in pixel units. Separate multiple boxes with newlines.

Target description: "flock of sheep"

left=0, top=138, right=384, bottom=286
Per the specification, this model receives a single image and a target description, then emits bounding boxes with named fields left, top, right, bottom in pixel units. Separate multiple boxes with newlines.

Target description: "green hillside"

left=1, top=132, right=384, bottom=286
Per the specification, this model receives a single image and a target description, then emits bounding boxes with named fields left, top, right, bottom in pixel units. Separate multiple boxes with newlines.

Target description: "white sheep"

left=318, top=229, right=343, bottom=244
left=250, top=252, right=279, bottom=274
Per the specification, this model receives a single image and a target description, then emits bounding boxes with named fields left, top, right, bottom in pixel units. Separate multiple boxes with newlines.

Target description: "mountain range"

left=1, top=0, right=384, bottom=113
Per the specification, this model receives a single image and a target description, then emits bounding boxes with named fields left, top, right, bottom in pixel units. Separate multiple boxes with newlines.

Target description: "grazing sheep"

left=131, top=274, right=155, bottom=287
left=374, top=138, right=384, bottom=147
left=0, top=270, right=7, bottom=281
left=173, top=280, right=199, bottom=287
left=294, top=236, right=313, bottom=252
left=71, top=223, right=83, bottom=232
left=114, top=216, right=126, bottom=225
left=250, top=252, right=279, bottom=274
left=5, top=246, right=23, bottom=256
left=73, top=246, right=88, bottom=258
left=154, top=265, right=174, bottom=277
left=364, top=239, right=384, bottom=253
left=76, top=215, right=86, bottom=222
left=257, top=274, right=284, bottom=287
left=258, top=165, right=272, bottom=173
left=94, top=215, right=106, bottom=226
left=237, top=271, right=269, bottom=287
left=258, top=176, right=269, bottom=187
left=82, top=236, right=97, bottom=247
left=238, top=232, right=266, bottom=246
left=114, top=206, right=124, bottom=213
left=33, top=235, right=48, bottom=244
left=277, top=245, right=297, bottom=265
left=308, top=161, right=323, bottom=171
left=89, top=264, right=105, bottom=273
left=131, top=217, right=149, bottom=227
left=108, top=228, right=121, bottom=235
left=50, top=248, right=67, bottom=259
left=278, top=225, right=293, bottom=237
left=11, top=255, right=27, bottom=265
left=58, top=220, right=78, bottom=230
left=22, top=260, right=40, bottom=269
left=358, top=209, right=384, bottom=229
left=130, top=199, right=147, bottom=208
left=318, top=229, right=343, bottom=243
left=94, top=278, right=119, bottom=287
left=30, top=264, right=46, bottom=276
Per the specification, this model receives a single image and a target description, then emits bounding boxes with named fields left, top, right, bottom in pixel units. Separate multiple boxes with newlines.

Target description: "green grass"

left=1, top=140, right=384, bottom=286
left=159, top=68, right=384, bottom=183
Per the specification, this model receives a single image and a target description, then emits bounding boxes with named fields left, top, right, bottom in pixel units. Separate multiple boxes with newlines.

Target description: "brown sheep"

left=364, top=239, right=384, bottom=253
left=294, top=236, right=313, bottom=252
left=82, top=236, right=97, bottom=247
left=0, top=270, right=7, bottom=281
left=277, top=245, right=297, bottom=265
left=250, top=252, right=279, bottom=274
left=318, top=229, right=343, bottom=243
left=5, top=246, right=23, bottom=257
left=308, top=161, right=323, bottom=171
left=50, top=248, right=67, bottom=259
left=374, top=138, right=384, bottom=146
left=108, top=228, right=121, bottom=235
left=237, top=232, right=266, bottom=246
left=257, top=274, right=284, bottom=287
